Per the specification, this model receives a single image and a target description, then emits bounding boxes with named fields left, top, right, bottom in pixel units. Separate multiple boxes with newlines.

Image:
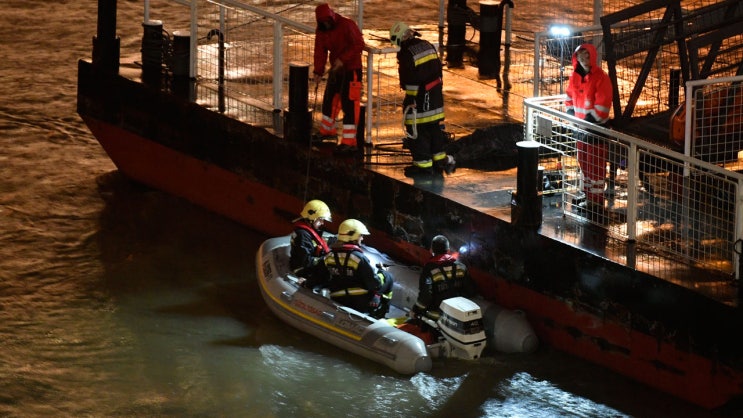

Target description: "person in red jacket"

left=313, top=3, right=365, bottom=154
left=565, top=43, right=613, bottom=213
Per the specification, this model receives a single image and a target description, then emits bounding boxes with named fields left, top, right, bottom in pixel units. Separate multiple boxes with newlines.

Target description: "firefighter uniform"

left=392, top=22, right=454, bottom=176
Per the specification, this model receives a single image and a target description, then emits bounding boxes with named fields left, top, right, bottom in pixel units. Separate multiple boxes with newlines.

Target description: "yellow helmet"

left=389, top=21, right=410, bottom=47
left=337, top=219, right=370, bottom=242
left=300, top=200, right=332, bottom=222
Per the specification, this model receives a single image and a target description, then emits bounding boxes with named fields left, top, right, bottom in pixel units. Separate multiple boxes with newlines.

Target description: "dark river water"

left=0, top=1, right=738, bottom=417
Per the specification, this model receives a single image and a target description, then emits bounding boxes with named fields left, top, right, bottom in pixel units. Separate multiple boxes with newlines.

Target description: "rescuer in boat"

left=565, top=43, right=613, bottom=220
left=390, top=21, right=456, bottom=178
left=313, top=3, right=365, bottom=155
left=411, top=235, right=477, bottom=323
left=322, top=219, right=394, bottom=319
left=290, top=200, right=334, bottom=287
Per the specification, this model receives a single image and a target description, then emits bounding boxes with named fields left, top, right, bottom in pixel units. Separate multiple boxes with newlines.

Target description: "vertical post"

left=533, top=32, right=542, bottom=97
left=669, top=67, right=681, bottom=109
left=478, top=0, right=501, bottom=82
left=273, top=21, right=284, bottom=112
left=502, top=0, right=513, bottom=90
left=141, top=19, right=164, bottom=86
left=438, top=0, right=446, bottom=58
left=735, top=177, right=743, bottom=288
left=284, top=63, right=312, bottom=143
left=172, top=30, right=194, bottom=101
left=446, top=0, right=467, bottom=68
left=218, top=8, right=226, bottom=113
left=626, top=143, right=638, bottom=241
left=92, top=0, right=120, bottom=73
left=365, top=51, right=374, bottom=146
left=511, top=141, right=543, bottom=227
left=190, top=0, right=197, bottom=79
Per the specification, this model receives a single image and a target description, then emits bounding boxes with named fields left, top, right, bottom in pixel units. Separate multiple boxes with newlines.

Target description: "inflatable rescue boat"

left=255, top=235, right=537, bottom=374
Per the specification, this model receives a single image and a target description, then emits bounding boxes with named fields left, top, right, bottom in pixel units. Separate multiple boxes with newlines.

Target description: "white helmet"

left=337, top=219, right=370, bottom=242
left=389, top=21, right=410, bottom=47
left=301, top=200, right=332, bottom=222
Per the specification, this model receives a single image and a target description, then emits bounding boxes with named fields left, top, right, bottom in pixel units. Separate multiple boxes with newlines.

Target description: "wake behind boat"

left=255, top=235, right=537, bottom=374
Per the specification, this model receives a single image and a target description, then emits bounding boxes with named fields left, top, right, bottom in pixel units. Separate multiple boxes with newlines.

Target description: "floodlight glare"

left=549, top=25, right=572, bottom=38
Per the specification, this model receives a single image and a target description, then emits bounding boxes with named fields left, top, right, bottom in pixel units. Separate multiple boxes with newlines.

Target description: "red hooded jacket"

left=565, top=43, right=612, bottom=124
left=313, top=4, right=365, bottom=76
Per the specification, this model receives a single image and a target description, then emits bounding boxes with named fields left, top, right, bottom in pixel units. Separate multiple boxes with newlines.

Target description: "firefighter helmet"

left=430, top=235, right=450, bottom=255
left=389, top=21, right=410, bottom=47
left=337, top=219, right=370, bottom=242
left=301, top=200, right=332, bottom=222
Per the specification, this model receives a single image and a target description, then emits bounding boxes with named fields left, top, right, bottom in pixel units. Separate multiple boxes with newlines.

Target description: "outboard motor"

left=436, top=297, right=487, bottom=360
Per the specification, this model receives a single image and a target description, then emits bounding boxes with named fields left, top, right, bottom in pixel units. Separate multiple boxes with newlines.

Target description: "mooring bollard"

left=171, top=30, right=194, bottom=101
left=284, top=62, right=312, bottom=143
left=511, top=141, right=542, bottom=227
left=478, top=0, right=501, bottom=80
left=446, top=0, right=468, bottom=67
left=141, top=20, right=165, bottom=86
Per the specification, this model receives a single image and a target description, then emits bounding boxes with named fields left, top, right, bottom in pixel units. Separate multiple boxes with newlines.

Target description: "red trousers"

left=577, top=141, right=607, bottom=203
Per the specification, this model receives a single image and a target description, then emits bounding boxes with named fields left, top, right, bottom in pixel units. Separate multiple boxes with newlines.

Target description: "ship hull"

left=78, top=59, right=743, bottom=408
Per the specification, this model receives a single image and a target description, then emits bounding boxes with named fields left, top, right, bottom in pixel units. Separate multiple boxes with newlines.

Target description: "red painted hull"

left=484, top=275, right=743, bottom=409
left=83, top=117, right=298, bottom=238
left=82, top=114, right=743, bottom=409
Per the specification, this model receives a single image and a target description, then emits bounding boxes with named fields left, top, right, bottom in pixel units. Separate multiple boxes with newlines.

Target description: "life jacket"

left=292, top=220, right=330, bottom=256
left=324, top=244, right=373, bottom=298
left=427, top=254, right=467, bottom=298
left=414, top=254, right=468, bottom=319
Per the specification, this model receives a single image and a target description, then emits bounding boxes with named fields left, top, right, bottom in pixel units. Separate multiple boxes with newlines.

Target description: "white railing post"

left=365, top=50, right=374, bottom=145
left=533, top=32, right=543, bottom=97
left=190, top=0, right=197, bottom=79
left=625, top=142, right=638, bottom=241
left=273, top=21, right=284, bottom=111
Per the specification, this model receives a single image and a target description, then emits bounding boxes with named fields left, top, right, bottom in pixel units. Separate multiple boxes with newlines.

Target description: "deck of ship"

left=118, top=49, right=740, bottom=308
left=331, top=67, right=740, bottom=310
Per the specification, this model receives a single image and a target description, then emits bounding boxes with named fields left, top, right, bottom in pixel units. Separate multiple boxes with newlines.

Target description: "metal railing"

left=681, top=75, right=743, bottom=164
left=525, top=95, right=743, bottom=280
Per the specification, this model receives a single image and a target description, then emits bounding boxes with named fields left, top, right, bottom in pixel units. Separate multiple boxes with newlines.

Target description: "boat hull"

left=256, top=236, right=432, bottom=374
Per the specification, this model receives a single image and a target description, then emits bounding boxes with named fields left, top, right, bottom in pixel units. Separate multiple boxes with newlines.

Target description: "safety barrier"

left=525, top=95, right=743, bottom=281
left=678, top=76, right=743, bottom=164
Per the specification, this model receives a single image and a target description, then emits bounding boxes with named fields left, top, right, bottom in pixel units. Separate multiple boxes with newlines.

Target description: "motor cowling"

left=436, top=297, right=487, bottom=360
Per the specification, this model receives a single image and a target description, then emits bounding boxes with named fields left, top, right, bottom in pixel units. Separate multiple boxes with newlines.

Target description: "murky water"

left=0, top=1, right=736, bottom=417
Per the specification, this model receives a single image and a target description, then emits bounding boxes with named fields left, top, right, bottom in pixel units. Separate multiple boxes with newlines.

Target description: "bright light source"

left=549, top=25, right=572, bottom=38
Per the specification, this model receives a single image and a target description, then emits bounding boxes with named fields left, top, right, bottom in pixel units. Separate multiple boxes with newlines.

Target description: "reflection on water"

left=0, top=167, right=641, bottom=417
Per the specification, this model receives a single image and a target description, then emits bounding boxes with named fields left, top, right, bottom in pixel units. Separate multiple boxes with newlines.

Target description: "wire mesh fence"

left=687, top=78, right=743, bottom=164
left=134, top=0, right=743, bottom=284
left=525, top=95, right=743, bottom=283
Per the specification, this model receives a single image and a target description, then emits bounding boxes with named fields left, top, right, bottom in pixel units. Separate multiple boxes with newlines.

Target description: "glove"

left=566, top=108, right=575, bottom=116
left=583, top=113, right=598, bottom=123
left=369, top=292, right=381, bottom=308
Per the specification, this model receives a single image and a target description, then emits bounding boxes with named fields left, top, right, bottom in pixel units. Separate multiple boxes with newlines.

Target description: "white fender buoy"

left=479, top=301, right=539, bottom=353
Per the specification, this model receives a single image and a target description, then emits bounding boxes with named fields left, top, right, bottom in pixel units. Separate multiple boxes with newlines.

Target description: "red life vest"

left=292, top=221, right=330, bottom=256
